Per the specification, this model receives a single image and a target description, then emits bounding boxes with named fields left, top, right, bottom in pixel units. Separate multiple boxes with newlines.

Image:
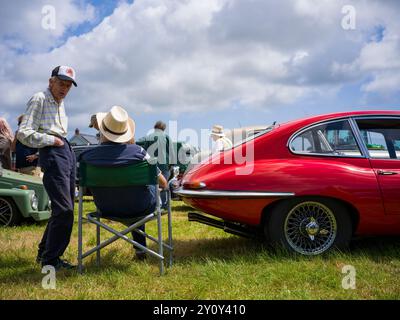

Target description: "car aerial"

left=0, top=167, right=51, bottom=226
left=177, top=110, right=400, bottom=255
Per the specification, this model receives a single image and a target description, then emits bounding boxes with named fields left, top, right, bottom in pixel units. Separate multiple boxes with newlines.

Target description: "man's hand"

left=53, top=137, right=64, bottom=147
left=26, top=154, right=39, bottom=162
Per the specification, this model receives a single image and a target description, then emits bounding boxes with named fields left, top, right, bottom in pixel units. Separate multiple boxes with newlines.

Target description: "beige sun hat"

left=210, top=124, right=225, bottom=137
left=96, top=106, right=135, bottom=143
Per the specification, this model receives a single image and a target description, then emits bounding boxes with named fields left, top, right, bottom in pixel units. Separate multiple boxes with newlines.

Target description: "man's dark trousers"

left=38, top=138, right=76, bottom=266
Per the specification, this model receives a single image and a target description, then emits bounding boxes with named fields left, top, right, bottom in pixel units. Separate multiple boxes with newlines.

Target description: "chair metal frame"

left=77, top=161, right=173, bottom=275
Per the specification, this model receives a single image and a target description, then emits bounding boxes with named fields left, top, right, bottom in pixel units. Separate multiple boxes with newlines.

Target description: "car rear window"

left=290, top=119, right=362, bottom=157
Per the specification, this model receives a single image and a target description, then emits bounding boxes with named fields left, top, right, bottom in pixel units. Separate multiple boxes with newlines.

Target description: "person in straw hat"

left=79, top=106, right=167, bottom=261
left=210, top=124, right=232, bottom=153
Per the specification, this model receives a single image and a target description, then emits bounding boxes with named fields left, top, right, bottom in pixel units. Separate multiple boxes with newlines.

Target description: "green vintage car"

left=0, top=167, right=51, bottom=226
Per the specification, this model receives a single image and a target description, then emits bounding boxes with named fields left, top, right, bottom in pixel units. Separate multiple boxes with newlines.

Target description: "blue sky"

left=63, top=1, right=134, bottom=39
left=0, top=0, right=399, bottom=146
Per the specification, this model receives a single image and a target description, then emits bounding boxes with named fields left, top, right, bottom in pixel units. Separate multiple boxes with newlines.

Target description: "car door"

left=355, top=117, right=400, bottom=215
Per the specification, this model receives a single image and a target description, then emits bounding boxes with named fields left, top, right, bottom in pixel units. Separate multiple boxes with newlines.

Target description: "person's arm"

left=144, top=149, right=168, bottom=189
left=17, top=94, right=57, bottom=148
left=26, top=154, right=39, bottom=162
left=0, top=136, right=10, bottom=155
left=158, top=172, right=168, bottom=189
left=165, top=134, right=176, bottom=168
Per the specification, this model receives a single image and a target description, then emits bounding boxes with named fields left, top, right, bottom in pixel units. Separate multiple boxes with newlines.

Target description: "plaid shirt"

left=17, top=89, right=68, bottom=148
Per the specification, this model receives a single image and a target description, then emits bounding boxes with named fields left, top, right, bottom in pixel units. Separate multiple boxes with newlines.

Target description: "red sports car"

left=177, top=111, right=400, bottom=255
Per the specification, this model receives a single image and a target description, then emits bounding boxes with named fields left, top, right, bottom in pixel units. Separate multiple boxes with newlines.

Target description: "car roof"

left=279, top=110, right=400, bottom=130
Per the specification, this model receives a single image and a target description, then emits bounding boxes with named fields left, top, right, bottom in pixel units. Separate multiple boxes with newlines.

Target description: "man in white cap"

left=79, top=106, right=167, bottom=261
left=211, top=124, right=233, bottom=153
left=18, top=65, right=77, bottom=270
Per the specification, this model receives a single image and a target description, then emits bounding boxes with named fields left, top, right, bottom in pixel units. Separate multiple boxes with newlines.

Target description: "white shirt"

left=17, top=89, right=68, bottom=148
left=212, top=136, right=233, bottom=153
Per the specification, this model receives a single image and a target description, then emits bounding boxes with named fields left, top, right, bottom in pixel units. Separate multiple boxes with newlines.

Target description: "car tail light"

left=18, top=185, right=28, bottom=190
left=183, top=181, right=206, bottom=190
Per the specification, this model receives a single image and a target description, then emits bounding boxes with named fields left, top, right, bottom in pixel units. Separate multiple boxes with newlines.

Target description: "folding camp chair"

left=77, top=160, right=173, bottom=275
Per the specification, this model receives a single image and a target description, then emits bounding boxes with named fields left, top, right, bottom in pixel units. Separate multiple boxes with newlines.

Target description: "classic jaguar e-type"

left=177, top=111, right=400, bottom=255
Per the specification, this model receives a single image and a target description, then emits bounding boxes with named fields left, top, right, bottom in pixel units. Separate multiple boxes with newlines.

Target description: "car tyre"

left=0, top=197, right=22, bottom=227
left=266, top=197, right=352, bottom=255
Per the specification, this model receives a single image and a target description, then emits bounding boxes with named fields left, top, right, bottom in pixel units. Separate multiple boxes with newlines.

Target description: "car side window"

left=356, top=118, right=400, bottom=159
left=290, top=120, right=362, bottom=156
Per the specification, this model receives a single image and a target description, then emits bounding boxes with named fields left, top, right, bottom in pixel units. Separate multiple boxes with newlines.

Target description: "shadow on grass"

left=1, top=236, right=398, bottom=283
left=349, top=236, right=400, bottom=260
left=171, top=236, right=277, bottom=263
left=78, top=248, right=134, bottom=275
left=169, top=234, right=400, bottom=264
left=171, top=204, right=195, bottom=212
left=0, top=256, right=44, bottom=286
left=0, top=249, right=135, bottom=285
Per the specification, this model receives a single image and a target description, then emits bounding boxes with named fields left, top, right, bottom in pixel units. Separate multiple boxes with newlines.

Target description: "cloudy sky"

left=0, top=0, right=399, bottom=145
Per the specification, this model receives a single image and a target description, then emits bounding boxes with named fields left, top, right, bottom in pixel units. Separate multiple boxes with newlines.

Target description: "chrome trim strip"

left=349, top=117, right=370, bottom=158
left=287, top=114, right=400, bottom=148
left=176, top=188, right=295, bottom=198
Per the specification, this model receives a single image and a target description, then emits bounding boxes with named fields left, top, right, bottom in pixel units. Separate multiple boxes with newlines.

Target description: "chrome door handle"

left=377, top=170, right=398, bottom=175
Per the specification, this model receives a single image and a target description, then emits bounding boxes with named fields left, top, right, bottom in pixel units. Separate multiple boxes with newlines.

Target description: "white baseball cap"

left=51, top=65, right=77, bottom=87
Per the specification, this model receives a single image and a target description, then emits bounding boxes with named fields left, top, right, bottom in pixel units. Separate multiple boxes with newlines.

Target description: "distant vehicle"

left=225, top=125, right=274, bottom=146
left=0, top=167, right=51, bottom=226
left=177, top=111, right=400, bottom=256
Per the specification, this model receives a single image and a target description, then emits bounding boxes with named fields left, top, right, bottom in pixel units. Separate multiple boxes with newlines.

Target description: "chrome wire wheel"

left=284, top=201, right=337, bottom=255
left=0, top=198, right=13, bottom=226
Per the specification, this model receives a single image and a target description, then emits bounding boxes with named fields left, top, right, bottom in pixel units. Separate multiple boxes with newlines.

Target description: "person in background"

left=0, top=117, right=14, bottom=170
left=137, top=121, right=174, bottom=208
left=17, top=65, right=78, bottom=271
left=210, top=124, right=233, bottom=153
left=11, top=115, right=41, bottom=177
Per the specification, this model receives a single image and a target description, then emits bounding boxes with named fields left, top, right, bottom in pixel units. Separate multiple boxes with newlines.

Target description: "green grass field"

left=1, top=200, right=399, bottom=300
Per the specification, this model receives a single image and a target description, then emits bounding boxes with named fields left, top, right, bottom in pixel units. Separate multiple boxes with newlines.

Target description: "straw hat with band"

left=96, top=106, right=135, bottom=143
left=210, top=124, right=225, bottom=137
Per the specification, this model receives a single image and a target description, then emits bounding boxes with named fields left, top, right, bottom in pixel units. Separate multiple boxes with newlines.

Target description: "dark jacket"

left=15, top=140, right=38, bottom=169
left=137, top=129, right=173, bottom=173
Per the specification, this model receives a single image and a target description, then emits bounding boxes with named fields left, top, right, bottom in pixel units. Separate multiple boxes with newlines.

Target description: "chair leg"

left=96, top=213, right=101, bottom=267
left=78, top=187, right=84, bottom=274
left=156, top=185, right=164, bottom=275
left=157, top=213, right=164, bottom=275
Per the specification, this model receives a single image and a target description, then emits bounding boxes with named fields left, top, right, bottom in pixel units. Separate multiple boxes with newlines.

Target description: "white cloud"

left=329, top=0, right=400, bottom=95
left=362, top=72, right=400, bottom=94
left=0, top=0, right=95, bottom=52
left=0, top=0, right=399, bottom=132
left=358, top=39, right=400, bottom=71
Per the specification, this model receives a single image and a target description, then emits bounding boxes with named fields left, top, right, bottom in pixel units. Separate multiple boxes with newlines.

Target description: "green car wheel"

left=0, top=197, right=22, bottom=227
